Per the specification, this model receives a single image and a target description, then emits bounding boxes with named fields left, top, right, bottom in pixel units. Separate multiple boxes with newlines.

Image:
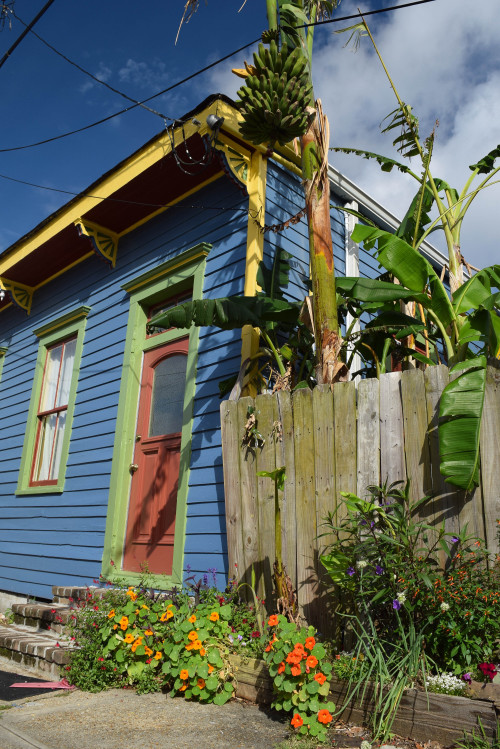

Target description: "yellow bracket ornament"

left=0, top=277, right=34, bottom=314
left=74, top=218, right=119, bottom=268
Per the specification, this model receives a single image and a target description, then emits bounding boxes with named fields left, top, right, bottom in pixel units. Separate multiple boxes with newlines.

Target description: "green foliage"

left=320, top=482, right=500, bottom=677
left=331, top=652, right=363, bottom=681
left=263, top=614, right=334, bottom=743
left=66, top=576, right=267, bottom=696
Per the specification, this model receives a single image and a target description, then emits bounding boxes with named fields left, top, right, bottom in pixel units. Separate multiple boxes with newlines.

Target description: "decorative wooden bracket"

left=74, top=219, right=119, bottom=268
left=210, top=136, right=250, bottom=194
left=0, top=277, right=34, bottom=314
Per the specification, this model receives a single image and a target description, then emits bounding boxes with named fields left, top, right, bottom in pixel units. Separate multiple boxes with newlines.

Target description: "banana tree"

left=330, top=19, right=500, bottom=490
left=180, top=0, right=345, bottom=384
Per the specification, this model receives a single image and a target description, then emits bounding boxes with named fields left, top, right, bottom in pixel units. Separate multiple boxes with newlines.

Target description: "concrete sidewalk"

left=0, top=667, right=290, bottom=749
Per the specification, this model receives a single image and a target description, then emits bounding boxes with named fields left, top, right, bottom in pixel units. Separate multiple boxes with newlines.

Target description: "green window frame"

left=16, top=306, right=90, bottom=495
left=0, top=347, right=6, bottom=380
left=101, top=243, right=211, bottom=588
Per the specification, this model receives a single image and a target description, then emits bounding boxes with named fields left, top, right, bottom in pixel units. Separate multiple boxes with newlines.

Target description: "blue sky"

left=1, top=0, right=498, bottom=268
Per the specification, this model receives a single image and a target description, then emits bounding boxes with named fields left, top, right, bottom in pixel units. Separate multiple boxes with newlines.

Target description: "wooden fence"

left=220, top=364, right=500, bottom=634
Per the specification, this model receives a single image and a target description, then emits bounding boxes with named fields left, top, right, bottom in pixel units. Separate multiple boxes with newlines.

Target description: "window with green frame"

left=16, top=306, right=90, bottom=495
left=0, top=347, right=6, bottom=380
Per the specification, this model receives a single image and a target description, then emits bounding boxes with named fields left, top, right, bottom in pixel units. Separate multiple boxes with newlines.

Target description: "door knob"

left=129, top=463, right=139, bottom=474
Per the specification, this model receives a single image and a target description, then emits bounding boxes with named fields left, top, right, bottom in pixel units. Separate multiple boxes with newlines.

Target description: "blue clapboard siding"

left=0, top=173, right=249, bottom=600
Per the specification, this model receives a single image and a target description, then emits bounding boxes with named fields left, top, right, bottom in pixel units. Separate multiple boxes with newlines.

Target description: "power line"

left=0, top=37, right=261, bottom=154
left=0, top=0, right=56, bottom=70
left=11, top=9, right=172, bottom=122
left=0, top=0, right=436, bottom=154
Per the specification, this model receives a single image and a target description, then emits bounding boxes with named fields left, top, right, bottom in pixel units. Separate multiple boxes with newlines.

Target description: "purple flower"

left=360, top=519, right=367, bottom=526
left=347, top=567, right=355, bottom=577
left=392, top=599, right=402, bottom=610
left=462, top=672, right=472, bottom=684
left=375, top=565, right=384, bottom=575
left=370, top=521, right=376, bottom=528
left=451, top=537, right=459, bottom=544
left=203, top=573, right=209, bottom=587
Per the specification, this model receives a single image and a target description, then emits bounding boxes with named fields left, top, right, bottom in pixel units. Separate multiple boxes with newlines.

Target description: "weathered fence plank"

left=255, top=394, right=279, bottom=605
left=423, top=366, right=458, bottom=560
left=292, top=388, right=317, bottom=623
left=480, top=364, right=500, bottom=555
left=356, top=378, right=380, bottom=498
left=220, top=401, right=244, bottom=583
left=379, top=372, right=406, bottom=487
left=236, top=396, right=260, bottom=594
left=276, top=391, right=297, bottom=585
left=401, top=369, right=432, bottom=503
left=312, top=385, right=336, bottom=638
left=334, top=381, right=357, bottom=520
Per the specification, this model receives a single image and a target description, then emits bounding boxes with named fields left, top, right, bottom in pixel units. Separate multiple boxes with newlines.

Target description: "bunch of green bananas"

left=236, top=40, right=312, bottom=148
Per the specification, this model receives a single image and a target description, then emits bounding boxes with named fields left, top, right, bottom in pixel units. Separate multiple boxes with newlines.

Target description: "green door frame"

left=101, top=243, right=211, bottom=588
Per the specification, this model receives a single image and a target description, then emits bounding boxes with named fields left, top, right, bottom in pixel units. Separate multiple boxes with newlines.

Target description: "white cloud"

left=79, top=62, right=113, bottom=94
left=207, top=0, right=499, bottom=269
left=118, top=58, right=169, bottom=90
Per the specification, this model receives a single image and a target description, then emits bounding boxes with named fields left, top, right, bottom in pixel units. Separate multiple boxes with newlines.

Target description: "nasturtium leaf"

left=283, top=698, right=293, bottom=712
left=224, top=682, right=234, bottom=693
left=115, top=648, right=125, bottom=662
left=306, top=680, right=319, bottom=694
left=219, top=604, right=232, bottom=619
left=197, top=663, right=209, bottom=679
left=205, top=676, right=218, bottom=690
left=311, top=644, right=326, bottom=659
left=273, top=652, right=283, bottom=664
left=318, top=682, right=330, bottom=696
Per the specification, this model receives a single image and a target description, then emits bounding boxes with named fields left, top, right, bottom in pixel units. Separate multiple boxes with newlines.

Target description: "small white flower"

left=356, top=560, right=368, bottom=569
left=361, top=741, right=372, bottom=749
left=440, top=602, right=450, bottom=612
left=397, top=593, right=406, bottom=604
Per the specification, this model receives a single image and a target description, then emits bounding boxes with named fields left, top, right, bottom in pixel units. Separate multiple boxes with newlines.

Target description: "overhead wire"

left=10, top=9, right=172, bottom=122
left=0, top=0, right=56, bottom=70
left=0, top=0, right=437, bottom=154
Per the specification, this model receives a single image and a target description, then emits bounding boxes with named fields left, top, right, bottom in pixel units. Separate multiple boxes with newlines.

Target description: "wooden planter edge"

left=230, top=656, right=500, bottom=747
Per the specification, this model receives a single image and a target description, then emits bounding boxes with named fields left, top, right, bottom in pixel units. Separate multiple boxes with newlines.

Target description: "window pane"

left=33, top=413, right=57, bottom=481
left=50, top=411, right=66, bottom=479
left=39, top=344, right=63, bottom=411
left=149, top=354, right=187, bottom=436
left=56, top=339, right=76, bottom=407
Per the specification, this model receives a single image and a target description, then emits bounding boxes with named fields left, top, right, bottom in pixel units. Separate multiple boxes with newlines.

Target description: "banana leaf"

left=336, top=276, right=428, bottom=305
left=351, top=225, right=455, bottom=327
left=452, top=265, right=500, bottom=314
left=469, top=144, right=500, bottom=174
left=438, top=356, right=487, bottom=490
left=147, top=295, right=300, bottom=332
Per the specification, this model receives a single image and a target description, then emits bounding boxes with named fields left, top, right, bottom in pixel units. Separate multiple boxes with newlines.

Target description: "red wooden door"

left=123, top=338, right=188, bottom=574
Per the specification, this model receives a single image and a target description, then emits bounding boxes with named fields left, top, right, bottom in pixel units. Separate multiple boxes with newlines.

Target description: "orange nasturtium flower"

left=278, top=662, right=286, bottom=674
left=268, top=614, right=279, bottom=626
left=126, top=588, right=138, bottom=602
left=188, top=630, right=198, bottom=642
left=197, top=678, right=206, bottom=689
left=120, top=616, right=129, bottom=631
left=291, top=714, right=303, bottom=728
left=192, top=640, right=202, bottom=650
left=144, top=646, right=153, bottom=656
left=124, top=633, right=135, bottom=644
left=317, top=710, right=333, bottom=725
left=291, top=665, right=302, bottom=677
left=306, top=655, right=318, bottom=669
left=200, top=647, right=206, bottom=656
left=144, top=629, right=153, bottom=636
left=209, top=611, right=219, bottom=622
left=160, top=610, right=173, bottom=622
left=305, top=637, right=316, bottom=651
left=314, top=672, right=327, bottom=685
left=286, top=652, right=301, bottom=665
left=113, top=624, right=118, bottom=630
left=188, top=614, right=196, bottom=623
left=208, top=664, right=214, bottom=674
left=180, top=669, right=189, bottom=680
left=108, top=609, right=115, bottom=619
left=179, top=684, right=187, bottom=692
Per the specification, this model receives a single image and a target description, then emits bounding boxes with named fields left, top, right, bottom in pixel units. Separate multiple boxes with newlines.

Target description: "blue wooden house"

left=0, top=94, right=448, bottom=603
